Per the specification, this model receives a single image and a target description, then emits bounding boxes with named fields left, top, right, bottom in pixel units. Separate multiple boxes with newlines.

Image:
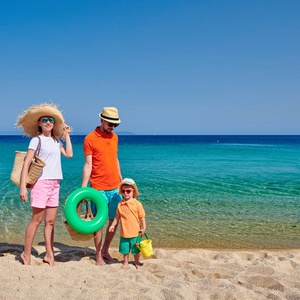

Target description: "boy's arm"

left=139, top=217, right=146, bottom=235
left=109, top=215, right=120, bottom=232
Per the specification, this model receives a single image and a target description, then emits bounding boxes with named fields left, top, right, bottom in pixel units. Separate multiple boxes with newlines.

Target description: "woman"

left=17, top=103, right=73, bottom=266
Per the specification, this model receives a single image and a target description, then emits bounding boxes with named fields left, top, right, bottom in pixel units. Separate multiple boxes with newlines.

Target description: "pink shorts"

left=30, top=179, right=60, bottom=208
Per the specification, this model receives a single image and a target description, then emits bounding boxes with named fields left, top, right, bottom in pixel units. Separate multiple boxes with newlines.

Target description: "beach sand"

left=1, top=243, right=300, bottom=299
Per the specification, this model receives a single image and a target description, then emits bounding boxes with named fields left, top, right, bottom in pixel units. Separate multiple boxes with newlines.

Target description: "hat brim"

left=16, top=103, right=66, bottom=138
left=118, top=179, right=139, bottom=197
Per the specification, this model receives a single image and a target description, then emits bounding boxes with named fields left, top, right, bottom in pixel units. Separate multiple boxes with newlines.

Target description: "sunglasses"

left=41, top=117, right=55, bottom=123
left=108, top=123, right=119, bottom=128
left=121, top=189, right=133, bottom=194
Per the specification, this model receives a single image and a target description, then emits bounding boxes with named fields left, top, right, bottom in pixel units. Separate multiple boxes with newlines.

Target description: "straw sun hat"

left=16, top=103, right=66, bottom=138
left=118, top=178, right=140, bottom=197
left=99, top=107, right=121, bottom=124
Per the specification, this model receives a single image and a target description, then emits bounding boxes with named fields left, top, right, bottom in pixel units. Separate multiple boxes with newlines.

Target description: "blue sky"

left=1, top=0, right=299, bottom=135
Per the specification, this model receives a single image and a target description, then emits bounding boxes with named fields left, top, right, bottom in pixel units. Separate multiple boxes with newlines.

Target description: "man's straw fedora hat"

left=16, top=103, right=66, bottom=138
left=99, top=107, right=121, bottom=124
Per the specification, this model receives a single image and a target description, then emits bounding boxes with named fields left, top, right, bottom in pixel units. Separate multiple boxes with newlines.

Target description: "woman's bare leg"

left=21, top=207, right=45, bottom=265
left=43, top=206, right=58, bottom=267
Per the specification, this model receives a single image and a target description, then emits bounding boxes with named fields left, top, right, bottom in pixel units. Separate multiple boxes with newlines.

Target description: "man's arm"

left=117, top=158, right=122, bottom=182
left=82, top=154, right=92, bottom=187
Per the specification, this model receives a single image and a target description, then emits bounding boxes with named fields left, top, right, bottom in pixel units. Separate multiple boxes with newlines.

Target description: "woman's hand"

left=20, top=186, right=28, bottom=203
left=63, top=124, right=71, bottom=135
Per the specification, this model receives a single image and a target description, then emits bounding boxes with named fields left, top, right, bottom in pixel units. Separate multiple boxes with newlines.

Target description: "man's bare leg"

left=101, top=219, right=117, bottom=261
left=94, top=228, right=106, bottom=266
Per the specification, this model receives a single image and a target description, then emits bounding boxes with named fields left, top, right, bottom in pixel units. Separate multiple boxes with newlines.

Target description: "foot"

left=135, top=262, right=143, bottom=270
left=43, top=255, right=55, bottom=267
left=101, top=250, right=117, bottom=262
left=95, top=256, right=106, bottom=266
left=121, top=262, right=128, bottom=269
left=20, top=252, right=31, bottom=265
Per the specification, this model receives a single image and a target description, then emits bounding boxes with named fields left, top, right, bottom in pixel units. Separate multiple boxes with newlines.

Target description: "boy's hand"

left=139, top=228, right=146, bottom=235
left=109, top=226, right=115, bottom=232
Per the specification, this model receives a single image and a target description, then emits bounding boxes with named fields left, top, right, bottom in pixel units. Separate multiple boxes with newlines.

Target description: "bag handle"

left=30, top=136, right=42, bottom=164
left=76, top=200, right=94, bottom=219
left=35, top=136, right=42, bottom=156
left=25, top=136, right=42, bottom=164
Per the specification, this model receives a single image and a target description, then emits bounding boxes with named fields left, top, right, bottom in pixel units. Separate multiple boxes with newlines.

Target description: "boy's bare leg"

left=121, top=254, right=129, bottom=269
left=134, top=253, right=142, bottom=270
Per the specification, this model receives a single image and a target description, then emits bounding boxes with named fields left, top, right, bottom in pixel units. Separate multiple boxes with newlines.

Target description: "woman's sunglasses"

left=108, top=123, right=119, bottom=128
left=121, top=189, right=133, bottom=194
left=41, top=117, right=55, bottom=123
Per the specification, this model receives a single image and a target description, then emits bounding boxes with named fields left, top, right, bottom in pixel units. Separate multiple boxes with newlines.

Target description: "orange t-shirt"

left=83, top=127, right=120, bottom=190
left=116, top=198, right=145, bottom=238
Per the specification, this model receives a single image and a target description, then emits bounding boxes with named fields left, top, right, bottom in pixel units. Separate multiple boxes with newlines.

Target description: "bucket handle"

left=135, top=232, right=149, bottom=248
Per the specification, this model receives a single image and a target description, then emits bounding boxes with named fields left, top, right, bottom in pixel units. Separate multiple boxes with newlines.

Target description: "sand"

left=0, top=243, right=300, bottom=300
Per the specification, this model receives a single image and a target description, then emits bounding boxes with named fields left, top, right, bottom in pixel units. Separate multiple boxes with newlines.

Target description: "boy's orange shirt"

left=83, top=127, right=120, bottom=190
left=116, top=198, right=145, bottom=238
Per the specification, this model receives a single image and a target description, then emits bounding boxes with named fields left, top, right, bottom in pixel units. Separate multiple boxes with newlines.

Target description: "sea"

left=0, top=135, right=299, bottom=250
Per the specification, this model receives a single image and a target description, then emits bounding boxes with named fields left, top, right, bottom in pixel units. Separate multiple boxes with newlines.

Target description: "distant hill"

left=0, top=131, right=22, bottom=135
left=71, top=131, right=135, bottom=135
left=116, top=131, right=135, bottom=135
left=0, top=130, right=135, bottom=136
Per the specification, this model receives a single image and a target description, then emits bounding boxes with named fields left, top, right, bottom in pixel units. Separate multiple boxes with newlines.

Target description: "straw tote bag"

left=64, top=200, right=96, bottom=242
left=10, top=136, right=46, bottom=188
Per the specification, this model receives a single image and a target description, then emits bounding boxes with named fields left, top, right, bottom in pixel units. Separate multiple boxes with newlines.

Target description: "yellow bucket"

left=139, top=239, right=153, bottom=258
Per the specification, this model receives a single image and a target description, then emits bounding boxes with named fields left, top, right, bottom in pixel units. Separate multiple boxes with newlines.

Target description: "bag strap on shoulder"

left=35, top=136, right=42, bottom=156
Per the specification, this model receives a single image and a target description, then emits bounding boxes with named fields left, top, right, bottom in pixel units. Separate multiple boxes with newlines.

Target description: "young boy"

left=109, top=178, right=146, bottom=269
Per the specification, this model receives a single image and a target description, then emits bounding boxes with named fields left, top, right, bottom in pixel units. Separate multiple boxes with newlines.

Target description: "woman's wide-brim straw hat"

left=16, top=103, right=66, bottom=138
left=118, top=178, right=140, bottom=197
left=99, top=107, right=121, bottom=124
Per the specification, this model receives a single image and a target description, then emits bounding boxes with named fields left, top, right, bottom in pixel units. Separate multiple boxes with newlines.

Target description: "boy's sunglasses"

left=121, top=189, right=133, bottom=194
left=42, top=117, right=55, bottom=123
left=108, top=123, right=119, bottom=128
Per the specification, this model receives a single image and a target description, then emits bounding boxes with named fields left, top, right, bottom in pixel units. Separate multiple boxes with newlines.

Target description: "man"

left=81, top=107, right=122, bottom=265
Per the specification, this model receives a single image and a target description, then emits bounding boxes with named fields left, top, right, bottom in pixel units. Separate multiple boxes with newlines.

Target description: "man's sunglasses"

left=108, top=123, right=119, bottom=128
left=121, top=189, right=133, bottom=194
left=41, top=117, right=55, bottom=123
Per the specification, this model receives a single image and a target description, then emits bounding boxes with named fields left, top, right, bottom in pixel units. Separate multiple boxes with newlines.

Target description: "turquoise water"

left=0, top=135, right=299, bottom=249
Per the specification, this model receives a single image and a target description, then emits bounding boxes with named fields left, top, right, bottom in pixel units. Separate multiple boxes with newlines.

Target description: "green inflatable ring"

left=64, top=187, right=108, bottom=234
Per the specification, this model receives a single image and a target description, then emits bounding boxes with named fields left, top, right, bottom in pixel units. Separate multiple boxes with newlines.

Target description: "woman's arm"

left=60, top=125, right=73, bottom=158
left=19, top=149, right=36, bottom=203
